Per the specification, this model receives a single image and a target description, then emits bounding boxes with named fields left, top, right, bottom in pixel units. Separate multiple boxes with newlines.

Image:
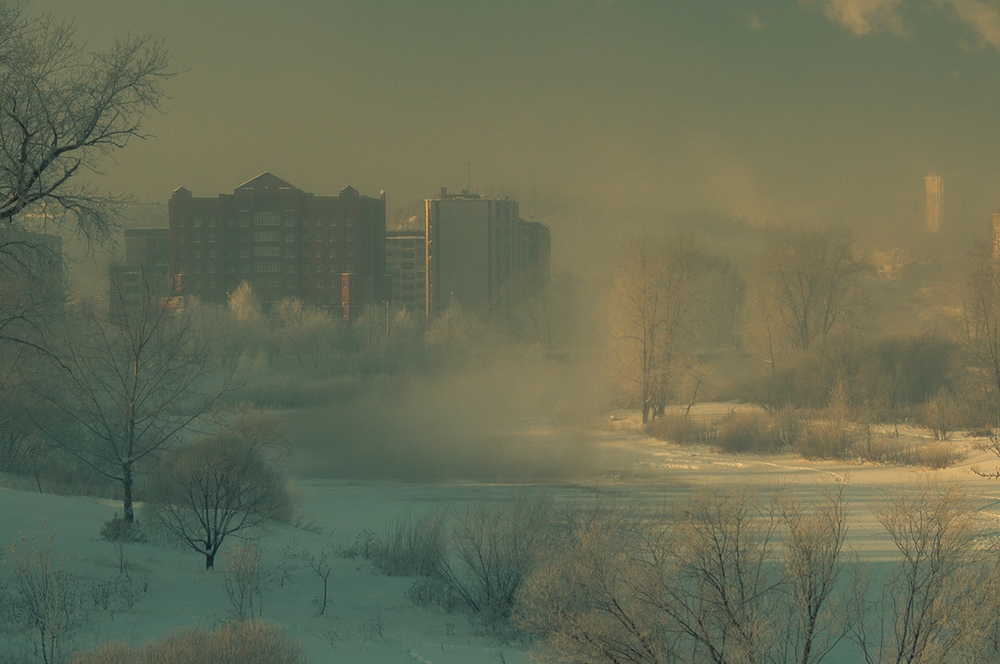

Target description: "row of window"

left=177, top=248, right=353, bottom=260
left=178, top=263, right=354, bottom=276
left=186, top=275, right=359, bottom=292
left=176, top=216, right=356, bottom=229
left=178, top=233, right=356, bottom=244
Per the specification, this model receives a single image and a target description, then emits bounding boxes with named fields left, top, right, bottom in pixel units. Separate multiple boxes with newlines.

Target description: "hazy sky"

left=33, top=0, right=1000, bottom=245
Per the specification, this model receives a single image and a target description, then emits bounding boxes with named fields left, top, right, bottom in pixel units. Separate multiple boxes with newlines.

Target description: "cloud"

left=809, top=0, right=906, bottom=35
left=936, top=0, right=1000, bottom=51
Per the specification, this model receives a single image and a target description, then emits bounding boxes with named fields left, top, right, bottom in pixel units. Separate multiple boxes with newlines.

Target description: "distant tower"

left=993, top=212, right=1000, bottom=260
left=925, top=175, right=943, bottom=233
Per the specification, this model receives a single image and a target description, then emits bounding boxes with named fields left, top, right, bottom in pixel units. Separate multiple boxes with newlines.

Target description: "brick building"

left=168, top=173, right=386, bottom=315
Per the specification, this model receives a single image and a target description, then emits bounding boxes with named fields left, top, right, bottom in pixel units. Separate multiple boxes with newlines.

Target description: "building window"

left=285, top=264, right=295, bottom=273
left=401, top=251, right=415, bottom=259
left=209, top=266, right=216, bottom=274
left=331, top=218, right=337, bottom=226
left=286, top=279, right=294, bottom=288
left=402, top=284, right=415, bottom=292
left=330, top=234, right=337, bottom=242
left=345, top=233, right=353, bottom=242
left=402, top=240, right=415, bottom=248
left=331, top=279, right=338, bottom=288
left=239, top=249, right=250, bottom=259
left=178, top=218, right=186, bottom=228
left=179, top=235, right=186, bottom=244
left=401, top=261, right=414, bottom=269
left=253, top=246, right=280, bottom=257
left=315, top=249, right=321, bottom=258
left=195, top=265, right=203, bottom=274
left=285, top=218, right=295, bottom=227
left=316, top=279, right=323, bottom=288
left=347, top=248, right=354, bottom=258
left=209, top=219, right=216, bottom=228
left=315, top=265, right=322, bottom=273
left=193, top=219, right=202, bottom=228
left=316, top=233, right=323, bottom=242
left=241, top=265, right=250, bottom=274
left=209, top=280, right=217, bottom=288
left=254, top=261, right=280, bottom=273
left=346, top=218, right=353, bottom=226
left=315, top=218, right=322, bottom=226
left=194, top=279, right=202, bottom=288
left=209, top=249, right=217, bottom=258
left=285, top=234, right=295, bottom=243
left=253, top=231, right=280, bottom=242
left=195, top=249, right=202, bottom=258
left=253, top=213, right=280, bottom=227
left=240, top=219, right=249, bottom=228
left=329, top=248, right=337, bottom=258
left=209, top=234, right=215, bottom=243
left=285, top=248, right=295, bottom=258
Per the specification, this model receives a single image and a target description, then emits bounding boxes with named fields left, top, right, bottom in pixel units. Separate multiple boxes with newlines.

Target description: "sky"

left=31, top=0, right=1000, bottom=254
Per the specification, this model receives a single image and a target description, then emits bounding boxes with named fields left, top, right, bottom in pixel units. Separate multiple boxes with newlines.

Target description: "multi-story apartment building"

left=168, top=173, right=386, bottom=316
left=424, top=188, right=550, bottom=319
left=385, top=230, right=426, bottom=311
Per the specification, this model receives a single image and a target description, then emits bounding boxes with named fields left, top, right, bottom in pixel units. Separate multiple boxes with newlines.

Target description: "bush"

left=852, top=437, right=966, bottom=469
left=71, top=621, right=306, bottom=664
left=715, top=411, right=786, bottom=454
left=796, top=419, right=856, bottom=459
left=439, top=494, right=557, bottom=637
left=369, top=513, right=446, bottom=578
left=648, top=412, right=714, bottom=445
left=100, top=514, right=147, bottom=543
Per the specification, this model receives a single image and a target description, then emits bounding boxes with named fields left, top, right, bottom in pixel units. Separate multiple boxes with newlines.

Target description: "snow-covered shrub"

left=370, top=512, right=446, bottom=578
left=70, top=620, right=306, bottom=664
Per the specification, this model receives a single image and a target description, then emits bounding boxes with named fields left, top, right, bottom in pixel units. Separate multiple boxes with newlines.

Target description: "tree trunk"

left=206, top=550, right=215, bottom=570
left=122, top=463, right=135, bottom=522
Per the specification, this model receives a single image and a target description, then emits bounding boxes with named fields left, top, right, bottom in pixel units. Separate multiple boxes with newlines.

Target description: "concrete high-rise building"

left=992, top=212, right=1000, bottom=260
left=385, top=230, right=426, bottom=310
left=168, top=173, right=386, bottom=316
left=424, top=188, right=550, bottom=319
left=926, top=175, right=943, bottom=233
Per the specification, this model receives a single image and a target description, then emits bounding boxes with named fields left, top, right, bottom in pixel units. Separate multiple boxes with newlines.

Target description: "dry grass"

left=71, top=621, right=306, bottom=664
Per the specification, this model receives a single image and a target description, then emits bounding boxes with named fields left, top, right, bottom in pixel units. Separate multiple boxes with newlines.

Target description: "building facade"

left=385, top=230, right=426, bottom=310
left=168, top=173, right=386, bottom=316
left=926, top=175, right=943, bottom=233
left=425, top=188, right=550, bottom=319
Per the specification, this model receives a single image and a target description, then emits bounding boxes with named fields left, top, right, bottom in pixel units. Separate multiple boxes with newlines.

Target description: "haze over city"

left=10, top=1, right=1000, bottom=663
left=35, top=0, right=1000, bottom=249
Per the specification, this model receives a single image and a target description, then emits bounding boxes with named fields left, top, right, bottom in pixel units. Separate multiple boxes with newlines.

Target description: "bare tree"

left=0, top=3, right=168, bottom=236
left=852, top=481, right=986, bottom=664
left=961, top=243, right=1000, bottom=428
left=34, top=264, right=236, bottom=522
left=758, top=227, right=867, bottom=354
left=610, top=236, right=710, bottom=424
left=146, top=413, right=295, bottom=570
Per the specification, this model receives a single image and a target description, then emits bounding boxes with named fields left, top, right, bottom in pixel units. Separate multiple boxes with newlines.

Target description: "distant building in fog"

left=992, top=212, right=1000, bottom=260
left=385, top=230, right=425, bottom=310
left=0, top=228, right=63, bottom=318
left=110, top=228, right=173, bottom=313
left=168, top=173, right=386, bottom=318
left=926, top=175, right=943, bottom=233
left=425, top=188, right=550, bottom=319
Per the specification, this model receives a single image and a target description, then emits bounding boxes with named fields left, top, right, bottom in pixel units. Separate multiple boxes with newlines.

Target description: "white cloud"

left=936, top=0, right=1000, bottom=51
left=810, top=0, right=906, bottom=35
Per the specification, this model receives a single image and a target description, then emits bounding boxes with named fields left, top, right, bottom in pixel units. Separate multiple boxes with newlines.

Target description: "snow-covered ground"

left=3, top=411, right=1000, bottom=662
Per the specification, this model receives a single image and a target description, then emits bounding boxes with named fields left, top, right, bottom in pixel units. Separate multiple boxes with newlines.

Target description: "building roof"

left=235, top=172, right=298, bottom=192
